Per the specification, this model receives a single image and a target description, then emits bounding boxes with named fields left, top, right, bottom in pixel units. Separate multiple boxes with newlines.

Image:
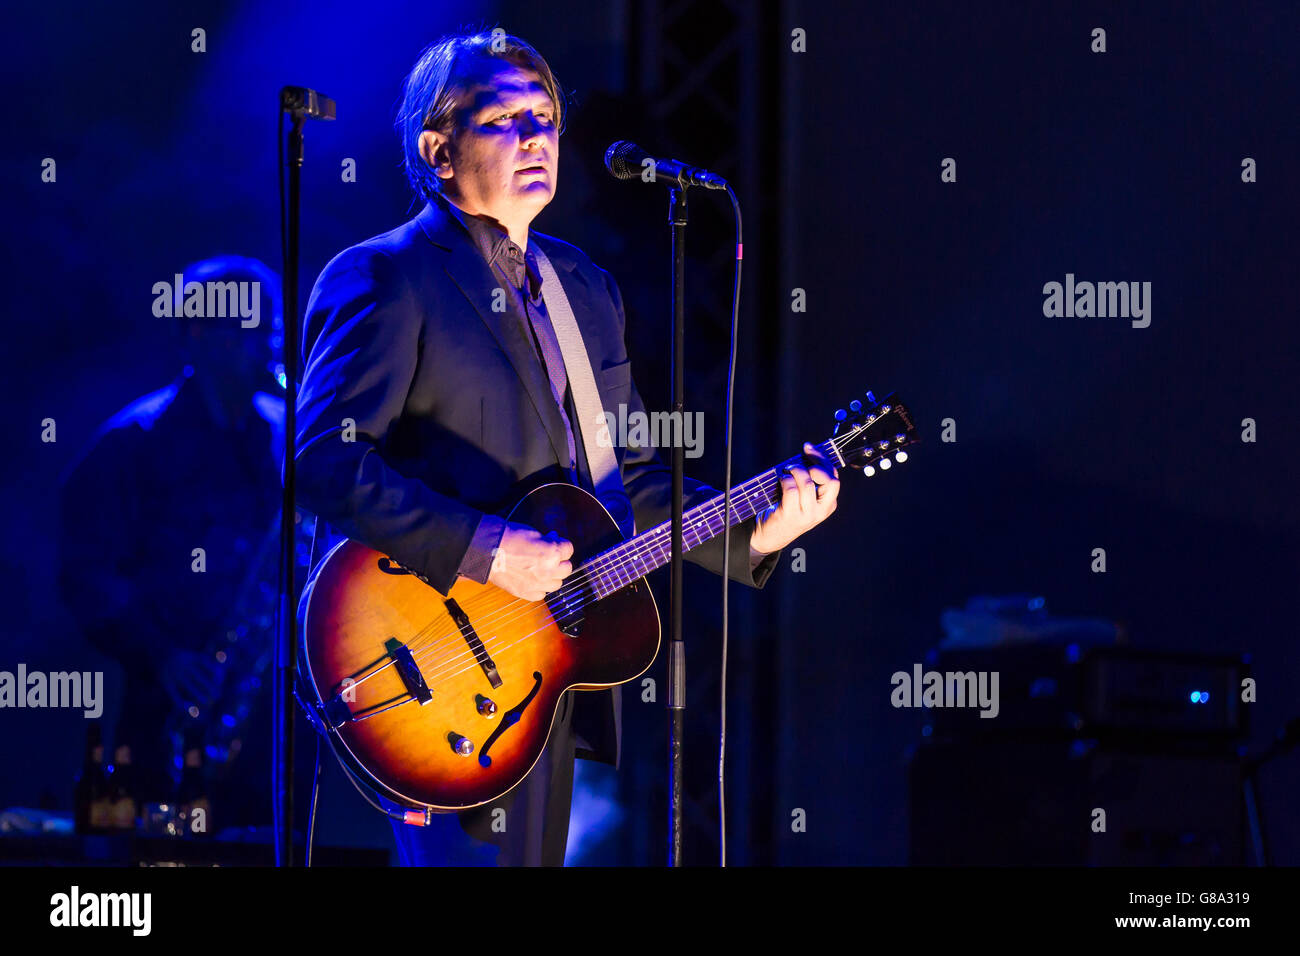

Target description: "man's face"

left=423, top=58, right=559, bottom=225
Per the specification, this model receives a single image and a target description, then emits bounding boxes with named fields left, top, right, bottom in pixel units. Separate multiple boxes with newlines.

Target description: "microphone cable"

left=718, top=184, right=742, bottom=867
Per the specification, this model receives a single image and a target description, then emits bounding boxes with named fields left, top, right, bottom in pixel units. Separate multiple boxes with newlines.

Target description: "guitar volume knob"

left=476, top=695, right=497, bottom=718
left=449, top=733, right=475, bottom=756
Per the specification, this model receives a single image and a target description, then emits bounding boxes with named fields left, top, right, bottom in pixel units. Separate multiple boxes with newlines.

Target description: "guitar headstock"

left=827, top=391, right=919, bottom=477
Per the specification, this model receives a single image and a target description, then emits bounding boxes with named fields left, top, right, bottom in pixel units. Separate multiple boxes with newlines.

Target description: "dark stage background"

left=2, top=0, right=1296, bottom=865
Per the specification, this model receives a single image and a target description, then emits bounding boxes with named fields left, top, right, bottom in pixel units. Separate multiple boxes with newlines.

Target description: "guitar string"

left=349, top=610, right=595, bottom=712
left=394, top=456, right=794, bottom=666
left=395, top=433, right=851, bottom=665
left=398, top=432, right=870, bottom=685
left=331, top=472, right=779, bottom=701
left=342, top=427, right=904, bottom=710
left=333, top=468, right=782, bottom=700
left=339, top=428, right=875, bottom=700
left=406, top=453, right=803, bottom=644
left=422, top=612, right=585, bottom=689
left=409, top=481, right=786, bottom=691
left=395, top=433, right=866, bottom=680
left=401, top=468, right=785, bottom=678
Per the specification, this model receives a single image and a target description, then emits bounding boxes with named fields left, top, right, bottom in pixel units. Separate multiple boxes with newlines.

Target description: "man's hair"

left=396, top=28, right=567, bottom=204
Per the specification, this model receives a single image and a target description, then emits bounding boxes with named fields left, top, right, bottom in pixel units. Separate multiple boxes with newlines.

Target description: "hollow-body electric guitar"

left=299, top=392, right=918, bottom=816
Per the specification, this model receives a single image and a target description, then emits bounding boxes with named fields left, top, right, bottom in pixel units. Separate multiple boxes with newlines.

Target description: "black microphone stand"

left=275, top=86, right=333, bottom=867
left=601, top=143, right=732, bottom=865
left=275, top=102, right=303, bottom=870
left=667, top=185, right=688, bottom=867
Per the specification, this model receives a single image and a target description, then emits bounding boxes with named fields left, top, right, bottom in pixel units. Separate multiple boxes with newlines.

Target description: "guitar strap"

left=531, top=244, right=636, bottom=539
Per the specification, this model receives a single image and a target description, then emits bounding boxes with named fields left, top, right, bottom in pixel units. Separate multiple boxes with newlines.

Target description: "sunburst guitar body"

left=299, top=484, right=658, bottom=812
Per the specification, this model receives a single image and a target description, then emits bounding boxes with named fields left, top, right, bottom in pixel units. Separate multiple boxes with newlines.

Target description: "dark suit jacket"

left=295, top=197, right=777, bottom=768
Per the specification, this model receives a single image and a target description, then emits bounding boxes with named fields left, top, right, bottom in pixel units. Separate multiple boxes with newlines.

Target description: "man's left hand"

left=749, top=442, right=840, bottom=555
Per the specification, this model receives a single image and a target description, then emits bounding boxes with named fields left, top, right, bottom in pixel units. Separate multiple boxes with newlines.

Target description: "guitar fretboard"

left=575, top=438, right=839, bottom=602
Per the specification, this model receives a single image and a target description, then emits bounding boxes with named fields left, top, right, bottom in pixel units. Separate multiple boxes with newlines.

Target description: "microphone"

left=280, top=86, right=337, bottom=120
left=604, top=141, right=727, bottom=190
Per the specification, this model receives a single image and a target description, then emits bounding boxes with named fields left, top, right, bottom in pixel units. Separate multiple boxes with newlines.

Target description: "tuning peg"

left=849, top=399, right=862, bottom=413
left=866, top=390, right=877, bottom=404
left=879, top=458, right=892, bottom=470
left=864, top=465, right=876, bottom=477
left=834, top=408, right=847, bottom=422
left=895, top=451, right=909, bottom=463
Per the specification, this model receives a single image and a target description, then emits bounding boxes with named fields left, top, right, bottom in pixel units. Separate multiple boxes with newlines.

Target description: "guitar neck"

left=581, top=439, right=839, bottom=598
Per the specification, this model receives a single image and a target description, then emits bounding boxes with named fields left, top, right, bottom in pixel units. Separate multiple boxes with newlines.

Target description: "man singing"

left=295, top=28, right=840, bottom=865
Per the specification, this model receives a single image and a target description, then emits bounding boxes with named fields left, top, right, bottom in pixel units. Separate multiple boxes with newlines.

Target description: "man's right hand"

left=487, top=522, right=574, bottom=601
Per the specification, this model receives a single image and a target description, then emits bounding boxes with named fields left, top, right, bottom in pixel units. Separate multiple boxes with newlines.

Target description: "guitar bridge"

left=445, top=599, right=503, bottom=689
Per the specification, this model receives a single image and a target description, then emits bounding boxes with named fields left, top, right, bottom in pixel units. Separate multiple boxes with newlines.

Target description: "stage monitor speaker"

left=908, top=738, right=1244, bottom=865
